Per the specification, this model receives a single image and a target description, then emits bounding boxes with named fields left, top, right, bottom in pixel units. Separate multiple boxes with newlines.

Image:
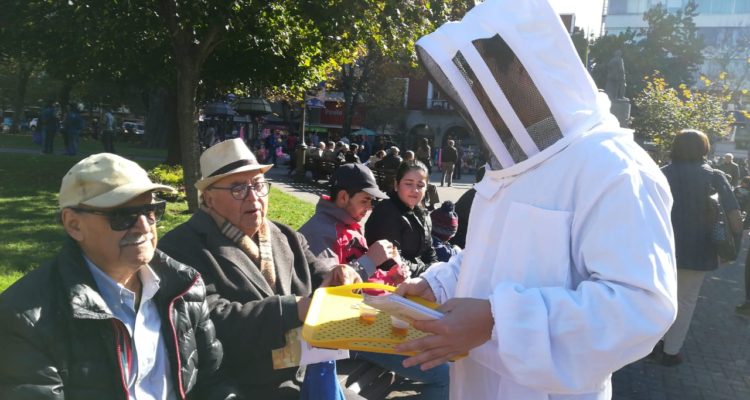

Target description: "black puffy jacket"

left=365, top=192, right=438, bottom=276
left=0, top=240, right=238, bottom=400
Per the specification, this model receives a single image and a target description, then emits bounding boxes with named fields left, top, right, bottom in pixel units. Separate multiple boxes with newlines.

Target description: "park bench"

left=306, top=157, right=339, bottom=182
left=371, top=167, right=397, bottom=193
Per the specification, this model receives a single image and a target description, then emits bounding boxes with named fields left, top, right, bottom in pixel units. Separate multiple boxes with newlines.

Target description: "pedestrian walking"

left=440, top=140, right=457, bottom=187
left=62, top=105, right=85, bottom=156
left=655, top=129, right=742, bottom=366
left=101, top=109, right=116, bottom=153
left=40, top=100, right=58, bottom=155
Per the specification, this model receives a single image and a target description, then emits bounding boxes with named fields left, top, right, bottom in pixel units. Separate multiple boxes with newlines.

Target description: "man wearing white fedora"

left=159, top=139, right=360, bottom=398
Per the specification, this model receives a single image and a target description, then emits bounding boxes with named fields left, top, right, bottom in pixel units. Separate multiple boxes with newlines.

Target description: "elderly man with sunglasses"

left=0, top=153, right=237, bottom=400
left=159, top=139, right=361, bottom=399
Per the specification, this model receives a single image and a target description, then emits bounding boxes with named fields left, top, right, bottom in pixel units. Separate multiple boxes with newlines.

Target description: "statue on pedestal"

left=605, top=50, right=627, bottom=101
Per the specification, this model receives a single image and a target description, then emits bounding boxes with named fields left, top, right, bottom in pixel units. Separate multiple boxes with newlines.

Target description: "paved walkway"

left=612, top=246, right=750, bottom=400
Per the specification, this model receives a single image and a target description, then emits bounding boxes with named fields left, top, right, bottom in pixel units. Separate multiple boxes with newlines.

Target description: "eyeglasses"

left=209, top=182, right=272, bottom=200
left=71, top=201, right=167, bottom=231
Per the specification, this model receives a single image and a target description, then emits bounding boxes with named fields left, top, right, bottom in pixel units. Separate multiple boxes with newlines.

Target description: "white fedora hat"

left=195, top=139, right=273, bottom=191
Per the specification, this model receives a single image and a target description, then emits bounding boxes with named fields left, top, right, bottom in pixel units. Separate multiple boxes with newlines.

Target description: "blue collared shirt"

left=86, top=257, right=177, bottom=400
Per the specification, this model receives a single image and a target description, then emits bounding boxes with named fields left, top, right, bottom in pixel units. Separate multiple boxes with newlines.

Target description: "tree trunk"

left=145, top=87, right=177, bottom=155
left=11, top=63, right=32, bottom=133
left=175, top=63, right=201, bottom=212
left=59, top=81, right=74, bottom=114
left=343, top=97, right=359, bottom=137
left=157, top=0, right=222, bottom=212
left=164, top=89, right=181, bottom=166
left=341, top=65, right=355, bottom=137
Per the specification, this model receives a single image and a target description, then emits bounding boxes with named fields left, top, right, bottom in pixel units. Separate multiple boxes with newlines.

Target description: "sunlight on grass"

left=0, top=151, right=317, bottom=292
left=267, top=187, right=316, bottom=230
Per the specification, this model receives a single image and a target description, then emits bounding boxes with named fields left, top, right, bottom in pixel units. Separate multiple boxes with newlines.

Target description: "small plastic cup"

left=359, top=303, right=378, bottom=325
left=390, top=316, right=410, bottom=337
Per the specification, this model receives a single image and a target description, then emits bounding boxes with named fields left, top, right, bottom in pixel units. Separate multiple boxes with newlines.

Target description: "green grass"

left=0, top=150, right=315, bottom=292
left=0, top=133, right=167, bottom=160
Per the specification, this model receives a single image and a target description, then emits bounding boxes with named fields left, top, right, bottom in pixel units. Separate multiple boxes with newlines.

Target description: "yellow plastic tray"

left=302, top=283, right=439, bottom=356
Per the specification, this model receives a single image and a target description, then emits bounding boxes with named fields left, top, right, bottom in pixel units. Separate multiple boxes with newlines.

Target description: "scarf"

left=201, top=206, right=277, bottom=293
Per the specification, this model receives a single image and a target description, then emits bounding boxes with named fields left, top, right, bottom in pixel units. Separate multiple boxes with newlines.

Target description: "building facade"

left=604, top=0, right=750, bottom=91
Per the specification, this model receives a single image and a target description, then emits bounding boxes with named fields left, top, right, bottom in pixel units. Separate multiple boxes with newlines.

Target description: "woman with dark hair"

left=365, top=160, right=438, bottom=277
left=656, top=129, right=742, bottom=366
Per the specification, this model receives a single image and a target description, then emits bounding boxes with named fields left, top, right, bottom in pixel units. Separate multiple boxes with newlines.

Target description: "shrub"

left=148, top=164, right=186, bottom=202
left=632, top=72, right=735, bottom=160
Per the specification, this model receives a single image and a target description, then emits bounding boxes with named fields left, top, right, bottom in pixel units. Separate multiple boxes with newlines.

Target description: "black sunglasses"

left=71, top=201, right=167, bottom=231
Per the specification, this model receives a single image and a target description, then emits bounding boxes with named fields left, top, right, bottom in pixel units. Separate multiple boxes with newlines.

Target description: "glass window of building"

left=666, top=0, right=684, bottom=12
left=609, top=0, right=627, bottom=14
left=698, top=0, right=739, bottom=14
left=628, top=0, right=652, bottom=14
left=711, top=0, right=734, bottom=14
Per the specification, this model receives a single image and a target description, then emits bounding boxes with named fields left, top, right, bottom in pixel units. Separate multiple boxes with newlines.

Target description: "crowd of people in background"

left=32, top=100, right=140, bottom=156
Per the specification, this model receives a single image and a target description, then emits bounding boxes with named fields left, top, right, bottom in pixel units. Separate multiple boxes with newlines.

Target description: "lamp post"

left=294, top=98, right=326, bottom=180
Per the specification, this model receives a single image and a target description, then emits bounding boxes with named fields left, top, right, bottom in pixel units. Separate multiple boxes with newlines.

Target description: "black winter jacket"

left=365, top=193, right=438, bottom=276
left=441, top=146, right=458, bottom=164
left=0, top=240, right=236, bottom=400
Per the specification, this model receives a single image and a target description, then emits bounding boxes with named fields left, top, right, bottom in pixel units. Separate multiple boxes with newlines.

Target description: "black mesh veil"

left=417, top=34, right=563, bottom=170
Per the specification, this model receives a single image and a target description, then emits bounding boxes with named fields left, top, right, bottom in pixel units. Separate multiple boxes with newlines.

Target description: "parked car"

left=1, top=117, right=12, bottom=132
left=121, top=121, right=145, bottom=142
left=134, top=123, right=145, bottom=136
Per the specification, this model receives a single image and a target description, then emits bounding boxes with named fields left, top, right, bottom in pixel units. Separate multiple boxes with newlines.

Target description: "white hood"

left=416, top=0, right=623, bottom=177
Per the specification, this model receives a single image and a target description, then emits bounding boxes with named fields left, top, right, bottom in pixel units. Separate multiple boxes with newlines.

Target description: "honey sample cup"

left=359, top=303, right=378, bottom=325
left=390, top=315, right=410, bottom=337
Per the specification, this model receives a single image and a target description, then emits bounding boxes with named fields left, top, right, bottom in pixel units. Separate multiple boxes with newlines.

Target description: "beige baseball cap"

left=59, top=153, right=176, bottom=209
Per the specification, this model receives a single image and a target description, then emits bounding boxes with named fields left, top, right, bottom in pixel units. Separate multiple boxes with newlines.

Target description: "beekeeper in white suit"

left=395, top=0, right=678, bottom=399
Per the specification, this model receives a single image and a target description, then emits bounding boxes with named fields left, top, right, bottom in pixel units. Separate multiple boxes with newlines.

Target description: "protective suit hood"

left=416, top=0, right=624, bottom=177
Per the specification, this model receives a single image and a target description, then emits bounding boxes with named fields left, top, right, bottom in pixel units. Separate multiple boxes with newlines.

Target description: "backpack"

left=708, top=171, right=737, bottom=261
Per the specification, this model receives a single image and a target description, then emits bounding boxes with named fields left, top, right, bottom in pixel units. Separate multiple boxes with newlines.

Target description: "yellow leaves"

left=699, top=75, right=712, bottom=87
left=719, top=71, right=727, bottom=81
left=633, top=73, right=733, bottom=154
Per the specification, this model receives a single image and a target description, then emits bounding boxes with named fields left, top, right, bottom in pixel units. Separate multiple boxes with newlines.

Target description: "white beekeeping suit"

left=414, top=0, right=678, bottom=398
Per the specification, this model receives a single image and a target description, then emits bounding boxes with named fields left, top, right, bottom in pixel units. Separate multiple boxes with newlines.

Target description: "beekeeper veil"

left=416, top=0, right=620, bottom=173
